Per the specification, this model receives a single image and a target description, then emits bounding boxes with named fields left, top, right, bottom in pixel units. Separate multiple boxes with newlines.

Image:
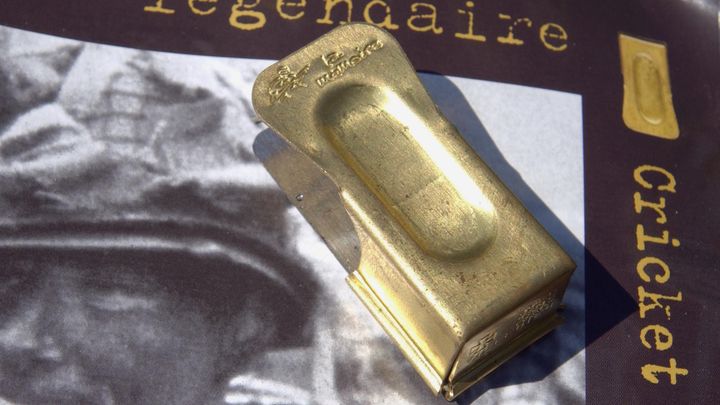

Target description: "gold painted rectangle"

left=619, top=33, right=679, bottom=139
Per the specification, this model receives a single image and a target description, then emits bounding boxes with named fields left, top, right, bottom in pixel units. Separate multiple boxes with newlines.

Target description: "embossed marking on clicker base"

left=268, top=64, right=310, bottom=105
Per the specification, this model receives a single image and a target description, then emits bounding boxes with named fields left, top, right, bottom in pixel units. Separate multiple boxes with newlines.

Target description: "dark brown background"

left=0, top=1, right=718, bottom=403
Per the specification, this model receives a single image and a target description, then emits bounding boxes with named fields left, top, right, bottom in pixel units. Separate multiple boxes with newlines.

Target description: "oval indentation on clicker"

left=319, top=85, right=496, bottom=259
left=632, top=54, right=665, bottom=125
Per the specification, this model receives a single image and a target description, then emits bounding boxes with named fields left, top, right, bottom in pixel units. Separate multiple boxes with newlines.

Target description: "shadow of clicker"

left=416, top=73, right=636, bottom=404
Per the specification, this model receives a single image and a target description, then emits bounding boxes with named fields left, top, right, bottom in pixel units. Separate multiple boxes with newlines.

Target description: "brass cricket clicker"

left=251, top=23, right=575, bottom=400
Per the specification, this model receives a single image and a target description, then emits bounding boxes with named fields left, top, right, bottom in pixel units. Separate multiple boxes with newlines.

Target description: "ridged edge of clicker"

left=442, top=313, right=564, bottom=400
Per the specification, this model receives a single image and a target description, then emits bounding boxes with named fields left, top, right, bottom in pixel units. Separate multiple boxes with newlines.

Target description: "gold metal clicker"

left=252, top=23, right=575, bottom=400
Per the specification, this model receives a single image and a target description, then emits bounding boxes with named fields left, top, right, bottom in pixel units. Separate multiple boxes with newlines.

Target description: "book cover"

left=0, top=1, right=716, bottom=404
